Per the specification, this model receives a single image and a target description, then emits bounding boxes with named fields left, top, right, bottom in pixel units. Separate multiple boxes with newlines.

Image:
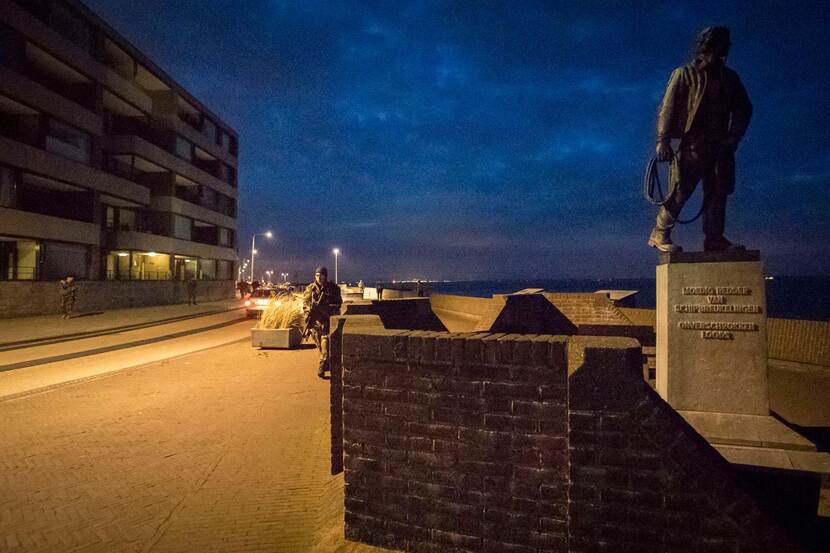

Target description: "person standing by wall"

left=187, top=277, right=197, bottom=305
left=59, top=275, right=77, bottom=319
left=303, top=266, right=342, bottom=378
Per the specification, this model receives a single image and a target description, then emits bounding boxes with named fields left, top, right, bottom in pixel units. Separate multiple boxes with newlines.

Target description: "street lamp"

left=250, top=231, right=272, bottom=282
left=265, top=270, right=273, bottom=284
left=332, top=248, right=340, bottom=284
left=281, top=272, right=288, bottom=283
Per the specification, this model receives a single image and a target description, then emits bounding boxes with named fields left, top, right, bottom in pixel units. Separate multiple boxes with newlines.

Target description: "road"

left=0, top=324, right=387, bottom=552
left=0, top=311, right=250, bottom=401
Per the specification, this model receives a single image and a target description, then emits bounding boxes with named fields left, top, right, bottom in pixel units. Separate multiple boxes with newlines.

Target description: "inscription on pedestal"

left=656, top=259, right=769, bottom=415
left=673, top=287, right=763, bottom=340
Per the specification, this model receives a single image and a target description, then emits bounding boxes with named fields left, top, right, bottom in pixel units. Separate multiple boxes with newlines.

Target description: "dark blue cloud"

left=84, top=0, right=830, bottom=281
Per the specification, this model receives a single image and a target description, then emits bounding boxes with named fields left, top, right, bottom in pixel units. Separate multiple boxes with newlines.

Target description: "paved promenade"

left=0, top=340, right=389, bottom=552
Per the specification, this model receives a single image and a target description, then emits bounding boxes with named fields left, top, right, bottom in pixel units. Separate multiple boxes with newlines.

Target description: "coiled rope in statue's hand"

left=642, top=155, right=704, bottom=224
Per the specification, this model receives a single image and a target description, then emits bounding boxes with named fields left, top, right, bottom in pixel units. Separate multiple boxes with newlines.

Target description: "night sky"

left=84, top=0, right=830, bottom=282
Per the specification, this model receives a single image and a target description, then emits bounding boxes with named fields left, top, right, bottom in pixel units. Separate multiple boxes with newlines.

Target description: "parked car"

left=245, top=288, right=289, bottom=318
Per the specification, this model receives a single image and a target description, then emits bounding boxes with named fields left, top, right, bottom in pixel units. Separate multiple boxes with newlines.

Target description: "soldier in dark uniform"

left=59, top=275, right=77, bottom=319
left=648, top=26, right=753, bottom=253
left=303, top=266, right=342, bottom=378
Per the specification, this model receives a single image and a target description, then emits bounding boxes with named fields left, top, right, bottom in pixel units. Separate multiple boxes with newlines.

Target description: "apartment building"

left=0, top=0, right=238, bottom=284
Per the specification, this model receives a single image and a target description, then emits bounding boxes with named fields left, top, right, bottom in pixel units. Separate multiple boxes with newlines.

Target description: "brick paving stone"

left=0, top=340, right=392, bottom=553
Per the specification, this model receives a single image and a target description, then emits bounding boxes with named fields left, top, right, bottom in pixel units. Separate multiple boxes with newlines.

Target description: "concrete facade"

left=0, top=0, right=239, bottom=310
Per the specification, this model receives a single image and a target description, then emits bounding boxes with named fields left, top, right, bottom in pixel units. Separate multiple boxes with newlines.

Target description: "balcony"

left=0, top=135, right=149, bottom=205
left=1, top=0, right=153, bottom=113
left=0, top=66, right=102, bottom=135
left=150, top=195, right=235, bottom=230
left=103, top=135, right=238, bottom=200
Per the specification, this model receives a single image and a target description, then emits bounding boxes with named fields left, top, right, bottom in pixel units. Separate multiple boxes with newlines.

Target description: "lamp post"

left=265, top=270, right=273, bottom=284
left=250, top=231, right=272, bottom=282
left=332, top=248, right=340, bottom=284
left=281, top=272, right=288, bottom=283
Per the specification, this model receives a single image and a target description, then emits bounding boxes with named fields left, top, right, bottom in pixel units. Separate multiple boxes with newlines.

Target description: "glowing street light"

left=265, top=270, right=273, bottom=284
left=281, top=272, right=288, bottom=283
left=250, top=231, right=272, bottom=282
left=332, top=248, right=340, bottom=284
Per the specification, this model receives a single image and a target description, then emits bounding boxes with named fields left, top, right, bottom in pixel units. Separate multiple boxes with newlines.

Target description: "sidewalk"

left=0, top=339, right=391, bottom=552
left=0, top=298, right=244, bottom=348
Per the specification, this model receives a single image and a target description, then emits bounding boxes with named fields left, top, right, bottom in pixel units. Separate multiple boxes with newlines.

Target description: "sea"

left=424, top=276, right=830, bottom=322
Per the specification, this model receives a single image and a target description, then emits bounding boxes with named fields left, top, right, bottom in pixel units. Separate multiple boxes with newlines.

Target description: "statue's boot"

left=648, top=228, right=682, bottom=253
left=704, top=235, right=746, bottom=252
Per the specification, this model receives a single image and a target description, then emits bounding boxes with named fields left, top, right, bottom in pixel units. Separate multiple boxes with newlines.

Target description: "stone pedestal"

left=656, top=250, right=768, bottom=415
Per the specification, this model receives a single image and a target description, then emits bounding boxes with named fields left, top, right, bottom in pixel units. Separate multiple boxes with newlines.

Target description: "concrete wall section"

left=112, top=231, right=236, bottom=261
left=0, top=207, right=100, bottom=245
left=0, top=280, right=234, bottom=318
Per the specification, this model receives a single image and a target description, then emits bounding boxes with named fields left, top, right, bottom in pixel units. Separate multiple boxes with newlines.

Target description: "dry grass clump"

left=256, top=293, right=304, bottom=329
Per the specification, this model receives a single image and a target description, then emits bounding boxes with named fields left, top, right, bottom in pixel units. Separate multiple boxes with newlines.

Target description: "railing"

left=106, top=270, right=171, bottom=281
left=2, top=265, right=38, bottom=280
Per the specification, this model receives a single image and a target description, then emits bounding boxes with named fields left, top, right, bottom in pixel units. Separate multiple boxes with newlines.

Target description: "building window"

left=202, top=118, right=217, bottom=143
left=217, top=260, right=232, bottom=280
left=173, top=255, right=197, bottom=280
left=45, top=119, right=91, bottom=165
left=218, top=227, right=231, bottom=247
left=0, top=239, right=40, bottom=280
left=41, top=241, right=87, bottom=280
left=117, top=208, right=136, bottom=231
left=105, top=205, right=115, bottom=230
left=173, top=214, right=192, bottom=241
left=18, top=173, right=93, bottom=223
left=105, top=250, right=131, bottom=280
left=175, top=136, right=192, bottom=162
left=0, top=165, right=17, bottom=208
left=49, top=2, right=94, bottom=55
left=200, top=258, right=216, bottom=280
left=133, top=251, right=170, bottom=280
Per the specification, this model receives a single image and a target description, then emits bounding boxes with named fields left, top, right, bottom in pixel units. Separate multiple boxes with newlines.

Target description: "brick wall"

left=567, top=337, right=802, bottom=553
left=337, top=322, right=805, bottom=552
left=341, top=322, right=570, bottom=552
left=767, top=318, right=830, bottom=367
left=0, top=280, right=235, bottom=318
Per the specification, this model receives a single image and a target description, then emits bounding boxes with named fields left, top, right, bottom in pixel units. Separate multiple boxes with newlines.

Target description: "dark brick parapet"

left=334, top=318, right=806, bottom=552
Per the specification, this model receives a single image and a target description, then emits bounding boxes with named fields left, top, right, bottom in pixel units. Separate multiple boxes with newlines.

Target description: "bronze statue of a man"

left=648, top=26, right=753, bottom=252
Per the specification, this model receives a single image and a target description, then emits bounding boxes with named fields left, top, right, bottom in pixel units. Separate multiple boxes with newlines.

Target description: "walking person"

left=302, top=266, right=342, bottom=378
left=59, top=275, right=78, bottom=319
left=187, top=277, right=197, bottom=305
